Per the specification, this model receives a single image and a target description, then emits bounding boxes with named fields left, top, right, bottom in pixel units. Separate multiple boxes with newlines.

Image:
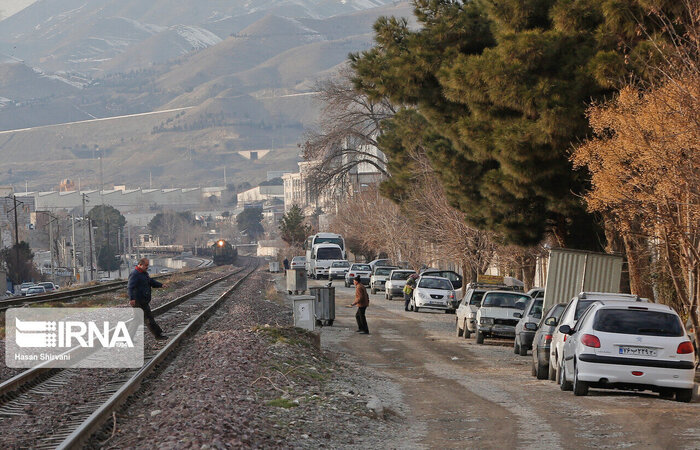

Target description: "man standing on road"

left=283, top=257, right=289, bottom=274
left=404, top=273, right=418, bottom=311
left=128, top=257, right=168, bottom=340
left=352, top=275, right=370, bottom=334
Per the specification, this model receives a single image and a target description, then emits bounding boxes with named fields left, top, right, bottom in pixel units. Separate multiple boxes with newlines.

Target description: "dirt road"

left=318, top=280, right=700, bottom=449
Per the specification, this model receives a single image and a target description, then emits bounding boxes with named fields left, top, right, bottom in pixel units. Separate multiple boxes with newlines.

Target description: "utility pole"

left=118, top=229, right=122, bottom=279
left=88, top=218, right=95, bottom=281
left=71, top=214, right=77, bottom=282
left=6, top=195, right=22, bottom=283
left=82, top=193, right=88, bottom=281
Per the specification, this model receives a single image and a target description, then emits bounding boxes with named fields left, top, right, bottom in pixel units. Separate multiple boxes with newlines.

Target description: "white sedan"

left=290, top=256, right=306, bottom=270
left=559, top=300, right=695, bottom=402
left=409, top=276, right=455, bottom=313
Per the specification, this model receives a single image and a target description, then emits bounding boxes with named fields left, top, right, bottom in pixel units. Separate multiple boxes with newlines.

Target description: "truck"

left=307, top=243, right=344, bottom=279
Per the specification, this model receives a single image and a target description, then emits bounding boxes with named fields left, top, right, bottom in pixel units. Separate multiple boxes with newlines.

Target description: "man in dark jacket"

left=352, top=275, right=370, bottom=334
left=128, top=257, right=167, bottom=340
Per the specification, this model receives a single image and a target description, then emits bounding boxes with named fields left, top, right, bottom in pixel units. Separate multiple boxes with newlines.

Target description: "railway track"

left=0, top=265, right=213, bottom=312
left=0, top=260, right=258, bottom=449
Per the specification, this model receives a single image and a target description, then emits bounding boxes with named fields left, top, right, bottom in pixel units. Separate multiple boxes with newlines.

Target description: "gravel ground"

left=0, top=266, right=233, bottom=384
left=90, top=269, right=403, bottom=449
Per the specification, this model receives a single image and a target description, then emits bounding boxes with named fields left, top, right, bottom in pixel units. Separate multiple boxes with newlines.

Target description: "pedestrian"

left=352, top=275, right=370, bottom=334
left=404, top=273, right=418, bottom=311
left=283, top=257, right=290, bottom=274
left=128, top=257, right=168, bottom=340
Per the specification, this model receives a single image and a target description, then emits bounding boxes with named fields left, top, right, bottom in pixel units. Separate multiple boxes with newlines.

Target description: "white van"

left=308, top=243, right=343, bottom=279
left=305, top=233, right=345, bottom=274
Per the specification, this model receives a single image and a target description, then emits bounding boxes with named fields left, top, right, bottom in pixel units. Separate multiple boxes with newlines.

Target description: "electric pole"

left=88, top=218, right=95, bottom=281
left=82, top=193, right=88, bottom=281
left=71, top=214, right=77, bottom=282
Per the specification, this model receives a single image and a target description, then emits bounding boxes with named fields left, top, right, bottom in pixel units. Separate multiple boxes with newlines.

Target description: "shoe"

left=355, top=330, right=363, bottom=333
left=361, top=331, right=369, bottom=334
left=155, top=335, right=169, bottom=341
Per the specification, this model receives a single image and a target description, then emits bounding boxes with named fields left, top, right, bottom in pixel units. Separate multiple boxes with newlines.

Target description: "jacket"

left=354, top=282, right=370, bottom=308
left=403, top=277, right=417, bottom=295
left=127, top=268, right=162, bottom=304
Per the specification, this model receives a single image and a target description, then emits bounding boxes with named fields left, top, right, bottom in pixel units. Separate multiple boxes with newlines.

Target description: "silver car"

left=329, top=260, right=350, bottom=280
left=345, top=263, right=371, bottom=287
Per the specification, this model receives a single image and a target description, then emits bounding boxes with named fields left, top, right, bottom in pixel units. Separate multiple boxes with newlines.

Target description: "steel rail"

left=57, top=262, right=258, bottom=450
left=0, top=264, right=243, bottom=400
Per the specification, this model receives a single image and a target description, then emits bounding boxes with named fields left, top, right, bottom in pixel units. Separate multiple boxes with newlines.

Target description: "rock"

left=150, top=410, right=162, bottom=417
left=366, top=396, right=384, bottom=418
left=301, top=434, right=310, bottom=439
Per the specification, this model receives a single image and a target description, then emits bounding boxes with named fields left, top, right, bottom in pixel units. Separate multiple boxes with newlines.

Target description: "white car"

left=290, top=256, right=306, bottom=270
left=385, top=270, right=417, bottom=299
left=345, top=263, right=371, bottom=287
left=550, top=292, right=647, bottom=383
left=559, top=300, right=695, bottom=402
left=409, top=276, right=455, bottom=313
left=329, top=260, right=350, bottom=279
left=370, top=266, right=399, bottom=294
left=474, top=291, right=531, bottom=344
left=25, top=285, right=47, bottom=296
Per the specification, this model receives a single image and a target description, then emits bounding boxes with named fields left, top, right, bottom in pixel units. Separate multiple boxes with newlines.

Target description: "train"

left=212, top=239, right=238, bottom=265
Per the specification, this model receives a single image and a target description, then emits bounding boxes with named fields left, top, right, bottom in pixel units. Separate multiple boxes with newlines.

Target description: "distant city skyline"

left=0, top=0, right=36, bottom=20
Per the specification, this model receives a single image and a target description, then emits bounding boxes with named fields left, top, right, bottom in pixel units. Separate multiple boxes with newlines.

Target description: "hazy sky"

left=0, top=0, right=37, bottom=20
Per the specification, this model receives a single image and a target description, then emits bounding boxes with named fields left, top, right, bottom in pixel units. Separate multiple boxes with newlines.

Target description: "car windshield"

left=528, top=299, right=543, bottom=318
left=482, top=293, right=530, bottom=309
left=391, top=271, right=415, bottom=280
left=315, top=237, right=344, bottom=249
left=352, top=264, right=371, bottom=271
left=375, top=268, right=394, bottom=276
left=418, top=278, right=453, bottom=290
left=593, top=309, right=684, bottom=336
left=317, top=247, right=342, bottom=260
left=546, top=304, right=566, bottom=320
left=574, top=300, right=596, bottom=320
left=332, top=261, right=349, bottom=268
left=292, top=257, right=305, bottom=262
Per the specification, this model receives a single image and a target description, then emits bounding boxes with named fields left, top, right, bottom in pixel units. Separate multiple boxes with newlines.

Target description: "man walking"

left=128, top=257, right=168, bottom=340
left=352, top=275, right=370, bottom=334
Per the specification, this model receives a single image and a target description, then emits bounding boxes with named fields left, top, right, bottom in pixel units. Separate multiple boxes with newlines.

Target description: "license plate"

left=619, top=346, right=658, bottom=357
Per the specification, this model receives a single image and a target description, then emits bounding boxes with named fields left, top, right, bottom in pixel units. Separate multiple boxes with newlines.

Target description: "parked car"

left=385, top=269, right=417, bottom=300
left=559, top=300, right=695, bottom=402
left=329, top=260, right=350, bottom=280
left=531, top=303, right=567, bottom=380
left=345, top=263, right=372, bottom=287
left=19, top=282, right=35, bottom=296
left=420, top=269, right=463, bottom=311
left=526, top=287, right=544, bottom=299
left=456, top=283, right=524, bottom=338
left=370, top=266, right=399, bottom=294
left=409, top=276, right=455, bottom=313
left=368, top=259, right=392, bottom=271
left=513, top=297, right=543, bottom=355
left=550, top=292, right=647, bottom=383
left=159, top=268, right=171, bottom=273
left=25, top=285, right=47, bottom=296
left=290, top=256, right=306, bottom=270
left=475, top=291, right=531, bottom=344
left=37, top=282, right=58, bottom=292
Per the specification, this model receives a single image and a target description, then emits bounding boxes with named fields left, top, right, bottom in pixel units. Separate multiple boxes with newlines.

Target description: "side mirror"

left=513, top=312, right=522, bottom=319
left=559, top=325, right=573, bottom=335
left=544, top=317, right=558, bottom=327
left=525, top=322, right=538, bottom=331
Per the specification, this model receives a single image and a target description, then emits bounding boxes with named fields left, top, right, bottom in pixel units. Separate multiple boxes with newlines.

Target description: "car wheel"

left=573, top=364, right=588, bottom=396
left=559, top=362, right=573, bottom=391
left=536, top=361, right=549, bottom=380
left=659, top=388, right=675, bottom=399
left=476, top=330, right=484, bottom=344
left=414, top=305, right=420, bottom=313
left=548, top=360, right=557, bottom=381
left=463, top=320, right=470, bottom=339
left=456, top=318, right=464, bottom=337
left=514, top=338, right=520, bottom=354
left=519, top=341, right=528, bottom=356
left=676, top=388, right=693, bottom=403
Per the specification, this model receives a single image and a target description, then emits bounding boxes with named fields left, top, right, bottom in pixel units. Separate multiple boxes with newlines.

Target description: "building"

left=237, top=185, right=284, bottom=205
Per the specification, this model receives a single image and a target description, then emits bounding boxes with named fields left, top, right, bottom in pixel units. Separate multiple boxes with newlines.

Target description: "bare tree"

left=302, top=68, right=395, bottom=197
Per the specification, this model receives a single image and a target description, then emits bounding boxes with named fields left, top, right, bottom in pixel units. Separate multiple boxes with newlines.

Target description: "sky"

left=0, top=0, right=37, bottom=20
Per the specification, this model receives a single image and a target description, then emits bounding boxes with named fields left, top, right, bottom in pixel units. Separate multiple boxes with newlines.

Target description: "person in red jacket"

left=352, top=275, right=370, bottom=334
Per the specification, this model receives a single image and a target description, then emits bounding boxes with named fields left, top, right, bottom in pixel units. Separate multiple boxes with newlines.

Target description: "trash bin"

left=310, top=286, right=335, bottom=326
left=286, top=268, right=307, bottom=295
left=292, top=295, right=315, bottom=331
left=269, top=261, right=280, bottom=273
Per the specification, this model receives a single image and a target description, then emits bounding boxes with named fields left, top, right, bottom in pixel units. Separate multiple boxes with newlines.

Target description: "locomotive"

left=212, top=239, right=237, bottom=265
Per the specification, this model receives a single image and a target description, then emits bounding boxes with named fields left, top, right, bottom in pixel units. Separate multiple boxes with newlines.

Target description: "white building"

left=237, top=185, right=284, bottom=204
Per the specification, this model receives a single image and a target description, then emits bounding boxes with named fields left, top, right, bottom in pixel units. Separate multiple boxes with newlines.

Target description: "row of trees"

left=300, top=0, right=699, bottom=336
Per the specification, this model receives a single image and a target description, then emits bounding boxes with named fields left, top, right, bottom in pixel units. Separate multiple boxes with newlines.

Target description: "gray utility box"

left=292, top=295, right=316, bottom=331
left=269, top=261, right=280, bottom=273
left=310, top=286, right=335, bottom=326
left=286, top=268, right=307, bottom=295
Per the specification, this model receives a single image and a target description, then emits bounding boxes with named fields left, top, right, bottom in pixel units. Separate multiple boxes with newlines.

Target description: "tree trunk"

left=521, top=254, right=536, bottom=291
left=622, top=230, right=655, bottom=301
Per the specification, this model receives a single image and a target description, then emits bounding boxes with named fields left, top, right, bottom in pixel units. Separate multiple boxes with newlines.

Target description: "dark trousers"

left=356, top=306, right=369, bottom=333
left=135, top=300, right=163, bottom=337
left=404, top=292, right=412, bottom=310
